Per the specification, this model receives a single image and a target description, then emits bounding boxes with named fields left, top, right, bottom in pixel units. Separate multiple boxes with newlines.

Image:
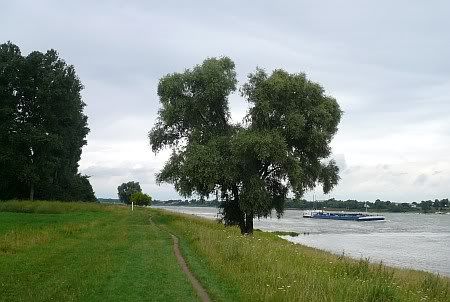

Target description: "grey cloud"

left=3, top=0, right=449, bottom=201
left=414, top=174, right=428, bottom=186
left=333, top=154, right=347, bottom=171
left=82, top=163, right=155, bottom=180
left=80, top=162, right=161, bottom=198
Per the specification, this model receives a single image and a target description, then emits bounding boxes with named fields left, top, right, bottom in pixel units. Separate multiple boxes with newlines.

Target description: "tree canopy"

left=149, top=57, right=342, bottom=234
left=117, top=181, right=142, bottom=204
left=0, top=41, right=95, bottom=201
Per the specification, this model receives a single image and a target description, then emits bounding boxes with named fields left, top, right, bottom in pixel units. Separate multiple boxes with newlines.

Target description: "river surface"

left=155, top=206, right=450, bottom=276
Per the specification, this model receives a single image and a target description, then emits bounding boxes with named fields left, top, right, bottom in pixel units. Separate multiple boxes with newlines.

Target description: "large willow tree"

left=0, top=42, right=95, bottom=201
left=149, top=57, right=342, bottom=234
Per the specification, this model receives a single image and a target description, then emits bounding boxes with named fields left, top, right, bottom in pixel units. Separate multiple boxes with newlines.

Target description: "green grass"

left=0, top=201, right=198, bottom=301
left=151, top=208, right=450, bottom=302
left=1, top=201, right=449, bottom=302
left=0, top=200, right=108, bottom=214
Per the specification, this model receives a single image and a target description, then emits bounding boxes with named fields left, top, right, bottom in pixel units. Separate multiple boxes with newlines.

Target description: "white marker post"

left=132, top=201, right=134, bottom=211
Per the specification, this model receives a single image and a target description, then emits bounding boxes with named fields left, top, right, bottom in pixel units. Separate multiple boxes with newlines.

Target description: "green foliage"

left=66, top=174, right=96, bottom=202
left=149, top=57, right=342, bottom=233
left=149, top=57, right=236, bottom=153
left=130, top=192, right=152, bottom=206
left=117, top=181, right=142, bottom=204
left=0, top=41, right=94, bottom=201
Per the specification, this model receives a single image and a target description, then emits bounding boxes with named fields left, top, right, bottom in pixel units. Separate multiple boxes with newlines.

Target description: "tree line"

left=285, top=198, right=449, bottom=213
left=0, top=42, right=95, bottom=201
left=153, top=197, right=449, bottom=213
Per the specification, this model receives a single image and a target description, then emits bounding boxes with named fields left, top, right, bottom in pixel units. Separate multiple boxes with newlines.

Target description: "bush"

left=130, top=192, right=152, bottom=206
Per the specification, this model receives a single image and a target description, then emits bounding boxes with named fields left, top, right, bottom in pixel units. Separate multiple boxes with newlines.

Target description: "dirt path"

left=171, top=235, right=211, bottom=302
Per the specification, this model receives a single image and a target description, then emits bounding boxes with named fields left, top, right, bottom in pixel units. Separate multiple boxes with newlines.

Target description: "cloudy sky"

left=2, top=0, right=449, bottom=202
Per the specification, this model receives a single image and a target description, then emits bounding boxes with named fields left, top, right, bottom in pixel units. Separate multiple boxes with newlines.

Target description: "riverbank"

left=1, top=201, right=448, bottom=301
left=152, top=208, right=449, bottom=301
left=157, top=206, right=450, bottom=276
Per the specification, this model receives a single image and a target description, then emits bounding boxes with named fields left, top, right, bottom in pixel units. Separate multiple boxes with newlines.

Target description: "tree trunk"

left=244, top=212, right=254, bottom=234
left=230, top=185, right=246, bottom=234
left=29, top=181, right=34, bottom=201
left=228, top=186, right=253, bottom=235
left=239, top=211, right=254, bottom=235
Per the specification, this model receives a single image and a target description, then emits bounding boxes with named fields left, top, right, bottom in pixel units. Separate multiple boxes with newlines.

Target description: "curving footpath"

left=171, top=235, right=211, bottom=302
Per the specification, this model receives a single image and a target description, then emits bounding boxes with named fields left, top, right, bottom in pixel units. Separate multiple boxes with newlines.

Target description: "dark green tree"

left=420, top=200, right=433, bottom=213
left=0, top=41, right=94, bottom=201
left=0, top=42, right=22, bottom=199
left=433, top=199, right=441, bottom=210
left=149, top=57, right=342, bottom=234
left=117, top=181, right=142, bottom=204
left=441, top=198, right=449, bottom=208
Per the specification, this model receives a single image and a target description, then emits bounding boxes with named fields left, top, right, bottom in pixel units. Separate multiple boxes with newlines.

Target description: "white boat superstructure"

left=357, top=215, right=386, bottom=221
left=302, top=210, right=323, bottom=218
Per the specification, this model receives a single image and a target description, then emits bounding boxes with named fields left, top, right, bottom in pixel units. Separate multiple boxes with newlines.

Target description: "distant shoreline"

left=152, top=203, right=449, bottom=214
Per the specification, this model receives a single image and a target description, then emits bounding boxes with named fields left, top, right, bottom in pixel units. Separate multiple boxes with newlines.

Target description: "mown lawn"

left=151, top=208, right=450, bottom=302
left=0, top=201, right=198, bottom=302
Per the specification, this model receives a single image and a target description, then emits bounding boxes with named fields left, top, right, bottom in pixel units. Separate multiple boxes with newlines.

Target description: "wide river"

left=156, top=206, right=450, bottom=276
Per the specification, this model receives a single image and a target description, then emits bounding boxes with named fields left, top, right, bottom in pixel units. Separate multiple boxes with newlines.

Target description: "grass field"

left=0, top=201, right=198, bottom=301
left=1, top=201, right=449, bottom=302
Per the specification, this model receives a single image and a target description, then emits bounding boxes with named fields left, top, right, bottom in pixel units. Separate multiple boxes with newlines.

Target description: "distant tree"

left=373, top=199, right=382, bottom=209
left=0, top=41, right=94, bottom=201
left=149, top=57, right=342, bottom=234
left=130, top=192, right=152, bottom=206
left=433, top=199, right=441, bottom=210
left=420, top=200, right=433, bottom=213
left=118, top=181, right=142, bottom=204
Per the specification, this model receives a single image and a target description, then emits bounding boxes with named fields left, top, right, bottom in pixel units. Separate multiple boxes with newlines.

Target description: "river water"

left=155, top=206, right=450, bottom=276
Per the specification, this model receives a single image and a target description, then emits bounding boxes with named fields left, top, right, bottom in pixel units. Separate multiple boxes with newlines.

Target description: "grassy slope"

left=151, top=208, right=450, bottom=302
left=0, top=201, right=197, bottom=302
left=1, top=201, right=448, bottom=302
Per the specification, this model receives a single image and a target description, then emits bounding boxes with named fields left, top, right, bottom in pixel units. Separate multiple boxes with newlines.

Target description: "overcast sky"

left=2, top=0, right=449, bottom=202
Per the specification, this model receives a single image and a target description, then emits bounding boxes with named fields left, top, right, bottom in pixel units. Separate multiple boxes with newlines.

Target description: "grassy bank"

left=0, top=201, right=198, bottom=301
left=1, top=201, right=448, bottom=301
left=151, top=208, right=450, bottom=302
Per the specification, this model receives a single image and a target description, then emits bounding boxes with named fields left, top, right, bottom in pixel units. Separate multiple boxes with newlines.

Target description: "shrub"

left=130, top=192, right=152, bottom=206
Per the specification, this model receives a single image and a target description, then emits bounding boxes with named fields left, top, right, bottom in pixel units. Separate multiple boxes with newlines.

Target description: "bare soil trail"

left=149, top=215, right=211, bottom=302
left=171, top=235, right=211, bottom=302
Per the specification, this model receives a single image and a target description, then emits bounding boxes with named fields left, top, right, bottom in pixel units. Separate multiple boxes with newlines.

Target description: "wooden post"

left=132, top=202, right=134, bottom=211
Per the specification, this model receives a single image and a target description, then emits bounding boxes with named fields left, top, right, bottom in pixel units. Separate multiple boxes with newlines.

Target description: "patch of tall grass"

left=151, top=209, right=450, bottom=302
left=0, top=200, right=111, bottom=214
left=0, top=214, right=102, bottom=255
left=0, top=200, right=112, bottom=255
left=0, top=228, right=51, bottom=254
